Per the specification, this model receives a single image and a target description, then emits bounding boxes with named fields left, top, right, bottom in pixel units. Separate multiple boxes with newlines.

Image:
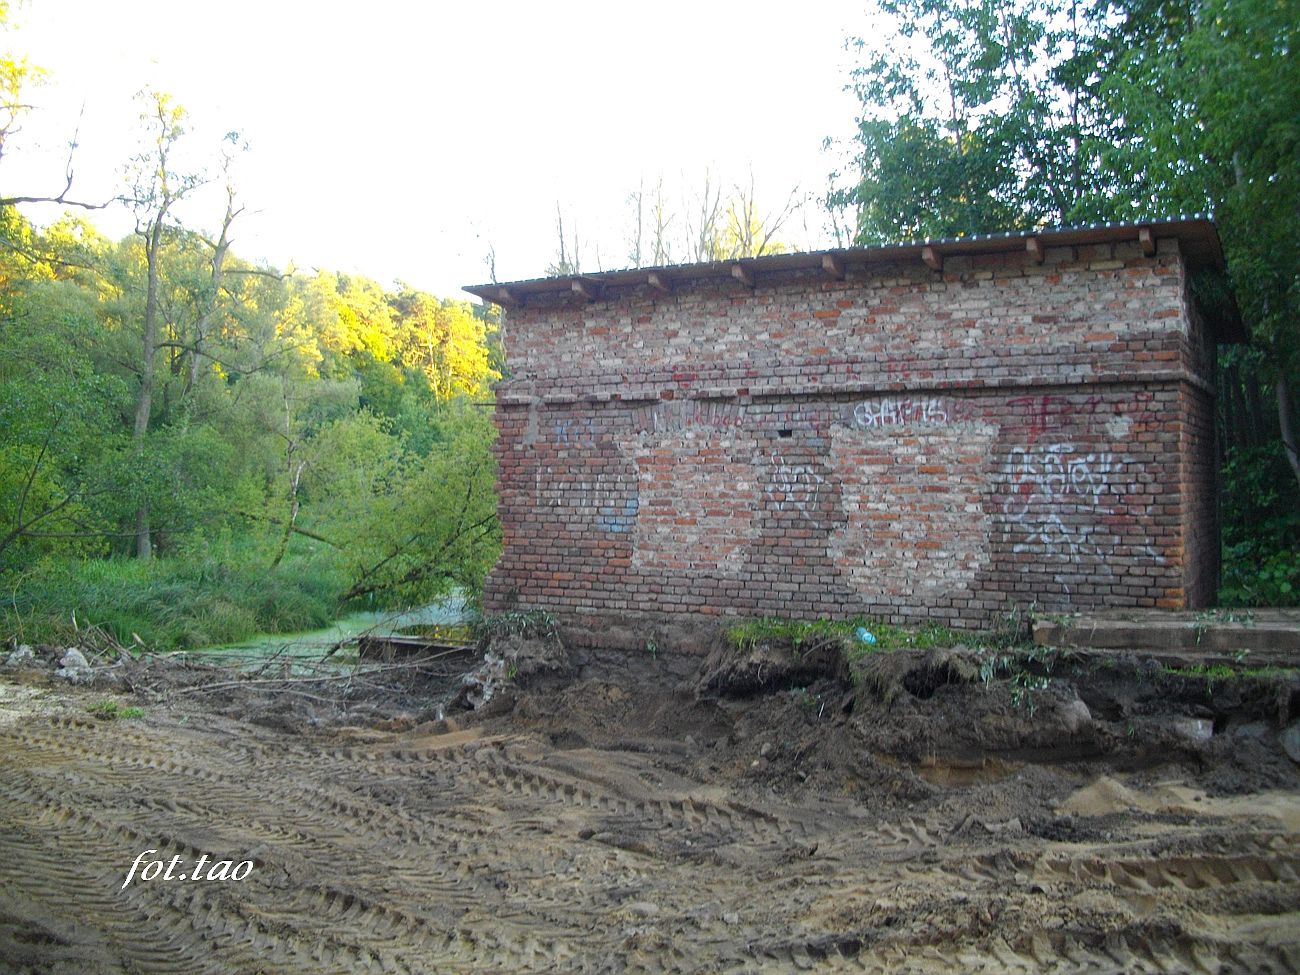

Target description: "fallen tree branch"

left=340, top=514, right=498, bottom=602
left=234, top=510, right=340, bottom=548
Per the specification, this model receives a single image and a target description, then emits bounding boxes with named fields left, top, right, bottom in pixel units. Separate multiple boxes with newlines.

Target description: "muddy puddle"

left=193, top=598, right=472, bottom=674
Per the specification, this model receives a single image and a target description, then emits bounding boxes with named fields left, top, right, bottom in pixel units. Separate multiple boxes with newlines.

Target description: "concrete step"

left=1032, top=608, right=1300, bottom=666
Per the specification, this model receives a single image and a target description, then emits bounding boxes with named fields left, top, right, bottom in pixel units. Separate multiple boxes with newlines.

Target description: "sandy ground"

left=0, top=637, right=1297, bottom=974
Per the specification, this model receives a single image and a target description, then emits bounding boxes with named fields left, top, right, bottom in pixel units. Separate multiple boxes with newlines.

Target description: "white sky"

left=5, top=0, right=866, bottom=299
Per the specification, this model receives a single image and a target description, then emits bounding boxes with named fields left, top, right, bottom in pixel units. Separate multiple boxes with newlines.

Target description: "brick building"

left=465, top=218, right=1240, bottom=649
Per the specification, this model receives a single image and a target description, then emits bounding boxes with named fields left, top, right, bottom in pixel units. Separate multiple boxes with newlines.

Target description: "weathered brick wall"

left=485, top=238, right=1220, bottom=647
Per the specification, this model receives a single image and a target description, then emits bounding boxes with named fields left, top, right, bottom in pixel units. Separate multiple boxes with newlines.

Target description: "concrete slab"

left=1033, top=608, right=1300, bottom=666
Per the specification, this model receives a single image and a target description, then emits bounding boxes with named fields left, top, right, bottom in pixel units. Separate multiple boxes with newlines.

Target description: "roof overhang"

left=464, top=215, right=1243, bottom=341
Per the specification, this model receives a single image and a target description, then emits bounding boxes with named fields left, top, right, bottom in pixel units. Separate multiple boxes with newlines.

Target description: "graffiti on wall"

left=537, top=394, right=1165, bottom=581
left=1007, top=391, right=1154, bottom=445
left=641, top=400, right=746, bottom=435
left=535, top=467, right=639, bottom=534
left=764, top=454, right=826, bottom=523
left=554, top=416, right=598, bottom=445
left=596, top=496, right=640, bottom=533
left=1002, top=443, right=1117, bottom=559
left=848, top=396, right=974, bottom=429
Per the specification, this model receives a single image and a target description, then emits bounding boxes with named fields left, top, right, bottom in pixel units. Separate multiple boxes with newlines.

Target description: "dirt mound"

left=695, top=633, right=850, bottom=697
left=483, top=617, right=573, bottom=682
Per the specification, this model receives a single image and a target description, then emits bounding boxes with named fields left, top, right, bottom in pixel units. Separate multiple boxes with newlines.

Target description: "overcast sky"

left=6, top=0, right=866, bottom=298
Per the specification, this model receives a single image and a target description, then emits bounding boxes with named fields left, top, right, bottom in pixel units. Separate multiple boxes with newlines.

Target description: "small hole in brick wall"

left=778, top=428, right=793, bottom=438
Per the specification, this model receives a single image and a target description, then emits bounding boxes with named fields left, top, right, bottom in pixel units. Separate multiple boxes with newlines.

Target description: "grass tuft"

left=87, top=699, right=144, bottom=720
left=724, top=615, right=964, bottom=660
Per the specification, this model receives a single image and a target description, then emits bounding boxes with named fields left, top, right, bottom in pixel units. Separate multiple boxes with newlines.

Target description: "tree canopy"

left=0, top=17, right=505, bottom=644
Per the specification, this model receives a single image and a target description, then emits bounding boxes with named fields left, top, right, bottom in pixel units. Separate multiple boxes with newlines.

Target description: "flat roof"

left=464, top=215, right=1228, bottom=309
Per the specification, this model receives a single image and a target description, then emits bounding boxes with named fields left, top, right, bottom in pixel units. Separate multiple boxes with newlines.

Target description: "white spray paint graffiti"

left=1002, top=444, right=1118, bottom=558
left=851, top=397, right=950, bottom=429
left=765, top=455, right=825, bottom=522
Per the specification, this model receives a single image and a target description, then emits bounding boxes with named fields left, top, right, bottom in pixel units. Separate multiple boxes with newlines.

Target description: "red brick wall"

left=485, top=238, right=1220, bottom=647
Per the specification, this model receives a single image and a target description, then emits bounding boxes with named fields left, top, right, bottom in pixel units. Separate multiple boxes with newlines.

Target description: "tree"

left=0, top=0, right=105, bottom=261
left=338, top=401, right=500, bottom=607
left=829, top=0, right=1126, bottom=240
left=390, top=289, right=497, bottom=401
left=0, top=281, right=122, bottom=567
left=121, top=91, right=207, bottom=558
left=616, top=171, right=803, bottom=269
left=1103, top=0, right=1299, bottom=487
left=0, top=18, right=510, bottom=634
left=546, top=203, right=583, bottom=276
left=717, top=172, right=802, bottom=260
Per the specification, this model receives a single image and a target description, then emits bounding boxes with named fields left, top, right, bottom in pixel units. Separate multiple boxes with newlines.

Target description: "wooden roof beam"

left=646, top=271, right=672, bottom=294
left=571, top=276, right=603, bottom=302
left=1026, top=236, right=1045, bottom=264
left=821, top=253, right=846, bottom=280
left=921, top=245, right=943, bottom=272
left=730, top=262, right=755, bottom=288
left=491, top=286, right=517, bottom=307
left=1138, top=226, right=1157, bottom=256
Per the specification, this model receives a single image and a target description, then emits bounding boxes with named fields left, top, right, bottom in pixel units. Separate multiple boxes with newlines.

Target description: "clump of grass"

left=475, top=610, right=558, bottom=642
left=724, top=615, right=964, bottom=659
left=87, top=699, right=144, bottom=720
left=1163, top=662, right=1299, bottom=685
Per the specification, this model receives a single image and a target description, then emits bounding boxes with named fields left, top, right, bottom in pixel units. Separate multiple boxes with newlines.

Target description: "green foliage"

left=830, top=0, right=1127, bottom=240
left=724, top=615, right=963, bottom=658
left=837, top=116, right=1028, bottom=241
left=336, top=401, right=500, bottom=609
left=1008, top=671, right=1050, bottom=716
left=1162, top=662, right=1299, bottom=685
left=0, top=35, right=505, bottom=650
left=974, top=642, right=1059, bottom=685
left=1104, top=0, right=1299, bottom=362
left=1219, top=443, right=1300, bottom=606
left=475, top=610, right=559, bottom=642
left=1, top=547, right=347, bottom=650
left=87, top=699, right=145, bottom=720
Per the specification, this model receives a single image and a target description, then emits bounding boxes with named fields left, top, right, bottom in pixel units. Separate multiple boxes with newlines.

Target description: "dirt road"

left=0, top=642, right=1297, bottom=973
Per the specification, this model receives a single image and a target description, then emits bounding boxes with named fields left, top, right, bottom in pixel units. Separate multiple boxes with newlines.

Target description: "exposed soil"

left=1, top=635, right=1298, bottom=974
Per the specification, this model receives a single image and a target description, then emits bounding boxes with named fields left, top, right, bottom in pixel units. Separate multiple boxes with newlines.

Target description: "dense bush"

left=1, top=545, right=348, bottom=650
left=1219, top=443, right=1300, bottom=607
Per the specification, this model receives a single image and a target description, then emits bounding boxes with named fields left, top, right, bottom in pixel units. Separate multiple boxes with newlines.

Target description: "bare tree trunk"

left=627, top=180, right=644, bottom=269
left=186, top=190, right=239, bottom=397
left=1246, top=366, right=1269, bottom=446
left=1218, top=362, right=1237, bottom=460
left=269, top=458, right=305, bottom=569
left=1231, top=363, right=1251, bottom=451
left=651, top=178, right=672, bottom=265
left=132, top=215, right=164, bottom=559
left=1279, top=368, right=1300, bottom=491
